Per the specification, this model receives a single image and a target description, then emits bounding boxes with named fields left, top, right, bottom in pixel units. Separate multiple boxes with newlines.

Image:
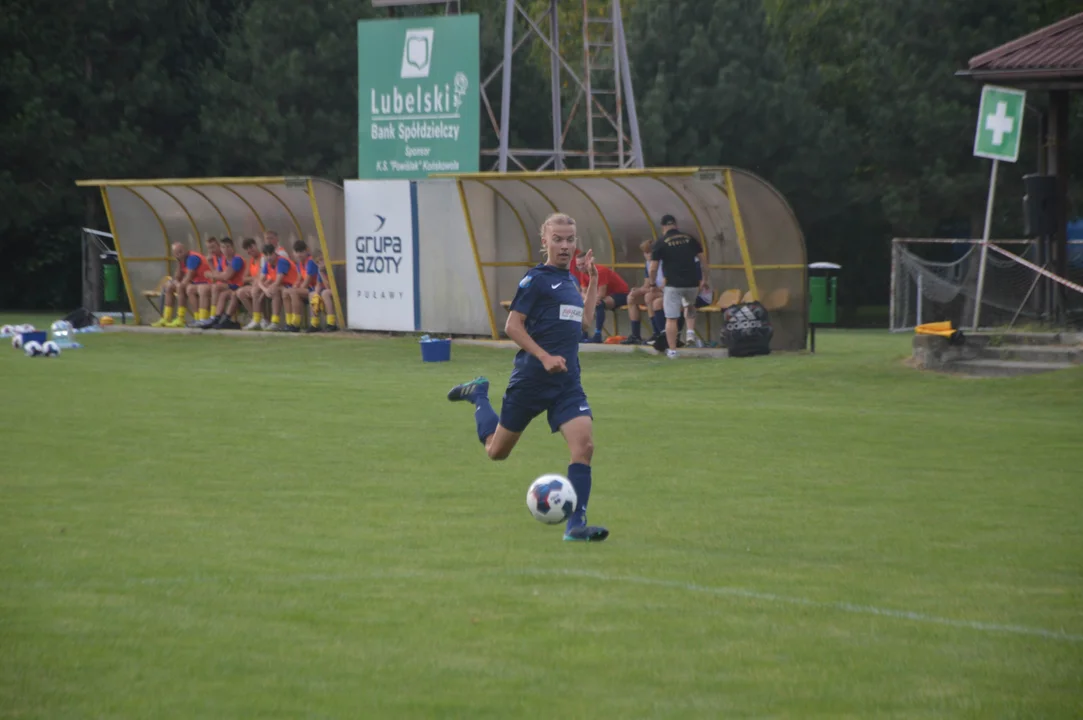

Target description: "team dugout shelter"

left=75, top=177, right=347, bottom=326
left=78, top=167, right=808, bottom=350
left=438, top=167, right=808, bottom=350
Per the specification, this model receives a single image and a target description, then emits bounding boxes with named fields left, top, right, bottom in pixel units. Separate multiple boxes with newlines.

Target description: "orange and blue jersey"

left=248, top=256, right=261, bottom=282
left=225, top=255, right=245, bottom=289
left=185, top=252, right=210, bottom=284
left=261, top=257, right=278, bottom=283
left=298, top=257, right=319, bottom=290
left=275, top=257, right=299, bottom=288
left=209, top=252, right=224, bottom=274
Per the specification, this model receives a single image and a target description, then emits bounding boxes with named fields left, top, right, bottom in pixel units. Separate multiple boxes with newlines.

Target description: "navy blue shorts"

left=608, top=292, right=628, bottom=308
left=499, top=381, right=592, bottom=434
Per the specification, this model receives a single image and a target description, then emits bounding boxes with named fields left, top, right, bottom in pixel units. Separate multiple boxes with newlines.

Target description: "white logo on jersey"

left=559, top=304, right=584, bottom=322
left=551, top=283, right=562, bottom=289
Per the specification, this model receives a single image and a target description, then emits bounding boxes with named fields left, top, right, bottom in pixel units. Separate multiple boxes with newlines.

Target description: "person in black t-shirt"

left=648, top=214, right=707, bottom=358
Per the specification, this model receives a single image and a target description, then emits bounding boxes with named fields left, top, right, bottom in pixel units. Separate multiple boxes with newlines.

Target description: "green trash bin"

left=102, top=257, right=120, bottom=304
left=808, top=262, right=840, bottom=352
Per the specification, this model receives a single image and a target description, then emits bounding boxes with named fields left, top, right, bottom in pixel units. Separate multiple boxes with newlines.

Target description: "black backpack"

left=720, top=301, right=773, bottom=357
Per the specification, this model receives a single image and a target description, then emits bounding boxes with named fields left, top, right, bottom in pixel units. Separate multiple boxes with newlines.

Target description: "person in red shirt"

left=572, top=251, right=629, bottom=343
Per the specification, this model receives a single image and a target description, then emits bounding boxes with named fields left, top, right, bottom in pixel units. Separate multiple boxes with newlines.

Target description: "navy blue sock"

left=593, top=304, right=606, bottom=337
left=565, top=462, right=592, bottom=531
left=473, top=388, right=498, bottom=445
left=652, top=310, right=665, bottom=334
left=630, top=319, right=641, bottom=337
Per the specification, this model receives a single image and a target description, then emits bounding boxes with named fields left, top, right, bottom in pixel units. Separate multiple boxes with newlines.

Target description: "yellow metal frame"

left=474, top=179, right=533, bottom=263
left=254, top=184, right=305, bottom=242
left=306, top=179, right=346, bottom=328
left=153, top=185, right=204, bottom=254
left=219, top=185, right=267, bottom=235
left=458, top=180, right=500, bottom=340
left=77, top=176, right=291, bottom=187
left=431, top=167, right=703, bottom=181
left=99, top=187, right=142, bottom=325
left=186, top=185, right=233, bottom=239
left=120, top=187, right=172, bottom=276
left=519, top=179, right=559, bottom=212
left=723, top=169, right=759, bottom=301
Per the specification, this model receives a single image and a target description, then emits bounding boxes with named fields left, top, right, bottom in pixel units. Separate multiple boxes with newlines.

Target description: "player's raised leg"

left=555, top=410, right=608, bottom=542
left=447, top=377, right=524, bottom=460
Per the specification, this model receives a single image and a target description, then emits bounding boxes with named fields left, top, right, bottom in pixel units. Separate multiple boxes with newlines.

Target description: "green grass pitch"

left=2, top=318, right=1082, bottom=718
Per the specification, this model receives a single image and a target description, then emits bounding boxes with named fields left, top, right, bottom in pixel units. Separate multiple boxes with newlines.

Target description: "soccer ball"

left=50, top=320, right=73, bottom=336
left=0, top=325, right=13, bottom=337
left=16, top=324, right=35, bottom=333
left=526, top=474, right=578, bottom=525
left=12, top=334, right=23, bottom=350
left=42, top=341, right=61, bottom=357
left=24, top=340, right=43, bottom=357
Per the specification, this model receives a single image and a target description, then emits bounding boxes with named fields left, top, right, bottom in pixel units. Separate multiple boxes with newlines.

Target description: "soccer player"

left=199, top=237, right=246, bottom=329
left=260, top=243, right=299, bottom=331
left=446, top=212, right=609, bottom=543
left=620, top=239, right=659, bottom=345
left=236, top=238, right=268, bottom=330
left=571, top=250, right=629, bottom=343
left=310, top=255, right=340, bottom=332
left=152, top=242, right=210, bottom=328
left=288, top=240, right=321, bottom=330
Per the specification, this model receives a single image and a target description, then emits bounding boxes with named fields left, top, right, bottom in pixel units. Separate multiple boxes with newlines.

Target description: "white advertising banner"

left=345, top=179, right=419, bottom=331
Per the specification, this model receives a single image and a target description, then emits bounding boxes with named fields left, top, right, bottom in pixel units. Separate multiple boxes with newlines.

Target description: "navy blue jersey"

left=508, top=264, right=585, bottom=385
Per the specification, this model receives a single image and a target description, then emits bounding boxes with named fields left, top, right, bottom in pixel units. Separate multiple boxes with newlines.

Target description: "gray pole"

left=972, top=159, right=999, bottom=330
left=498, top=0, right=515, bottom=172
left=549, top=0, right=563, bottom=170
left=614, top=0, right=643, bottom=167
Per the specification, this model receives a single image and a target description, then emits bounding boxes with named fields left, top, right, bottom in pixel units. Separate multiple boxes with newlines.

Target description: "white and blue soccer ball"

left=12, top=334, right=23, bottom=350
left=526, top=474, right=578, bottom=525
left=42, top=340, right=61, bottom=357
left=23, top=340, right=44, bottom=357
left=0, top=325, right=14, bottom=337
left=16, top=324, right=35, bottom=333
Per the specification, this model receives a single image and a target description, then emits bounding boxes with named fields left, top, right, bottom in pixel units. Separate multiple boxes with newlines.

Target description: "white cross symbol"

left=985, top=101, right=1014, bottom=146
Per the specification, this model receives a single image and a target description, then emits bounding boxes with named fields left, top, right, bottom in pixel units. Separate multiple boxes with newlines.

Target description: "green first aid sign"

left=973, top=85, right=1026, bottom=163
left=358, top=15, right=479, bottom=179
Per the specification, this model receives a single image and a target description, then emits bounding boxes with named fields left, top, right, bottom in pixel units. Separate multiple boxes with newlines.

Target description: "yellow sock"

left=310, top=315, right=320, bottom=328
left=178, top=307, right=188, bottom=319
left=253, top=312, right=262, bottom=323
left=163, top=306, right=174, bottom=321
left=327, top=314, right=336, bottom=327
left=272, top=314, right=281, bottom=324
left=197, top=309, right=207, bottom=321
left=288, top=313, right=297, bottom=326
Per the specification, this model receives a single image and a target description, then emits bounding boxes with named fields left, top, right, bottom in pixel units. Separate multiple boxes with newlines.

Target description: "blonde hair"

left=539, top=212, right=576, bottom=256
left=639, top=239, right=654, bottom=254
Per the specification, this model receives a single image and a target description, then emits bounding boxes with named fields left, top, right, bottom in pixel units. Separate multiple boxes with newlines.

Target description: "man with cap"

left=647, top=214, right=707, bottom=359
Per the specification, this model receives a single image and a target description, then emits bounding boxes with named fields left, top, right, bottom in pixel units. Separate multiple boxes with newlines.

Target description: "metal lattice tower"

left=483, top=0, right=644, bottom=171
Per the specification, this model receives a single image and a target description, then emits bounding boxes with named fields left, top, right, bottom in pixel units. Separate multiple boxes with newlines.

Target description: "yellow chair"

left=141, top=276, right=172, bottom=319
left=763, top=287, right=791, bottom=311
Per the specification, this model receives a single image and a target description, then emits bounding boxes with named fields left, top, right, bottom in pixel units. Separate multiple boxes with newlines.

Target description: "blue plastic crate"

left=420, top=338, right=451, bottom=362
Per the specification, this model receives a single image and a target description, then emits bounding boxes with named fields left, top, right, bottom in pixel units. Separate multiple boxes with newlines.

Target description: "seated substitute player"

left=199, top=237, right=246, bottom=329
left=571, top=250, right=629, bottom=343
left=152, top=242, right=210, bottom=328
left=309, top=255, right=340, bottom=332
left=446, top=212, right=608, bottom=543
left=236, top=238, right=268, bottom=330
left=260, top=243, right=300, bottom=331
left=288, top=240, right=320, bottom=330
left=620, top=239, right=659, bottom=345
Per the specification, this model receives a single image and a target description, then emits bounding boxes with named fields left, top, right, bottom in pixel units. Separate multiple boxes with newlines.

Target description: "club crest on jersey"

left=559, top=304, right=584, bottom=322
left=519, top=275, right=533, bottom=288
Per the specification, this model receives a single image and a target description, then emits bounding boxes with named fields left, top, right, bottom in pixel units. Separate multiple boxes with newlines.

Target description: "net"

left=889, top=238, right=1083, bottom=330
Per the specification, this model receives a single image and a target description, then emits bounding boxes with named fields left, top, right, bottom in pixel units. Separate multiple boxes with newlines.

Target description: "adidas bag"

left=720, top=301, right=773, bottom=357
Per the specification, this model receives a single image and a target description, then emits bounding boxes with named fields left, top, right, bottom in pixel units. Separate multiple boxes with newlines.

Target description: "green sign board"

left=357, top=15, right=479, bottom=179
left=973, top=85, right=1026, bottom=163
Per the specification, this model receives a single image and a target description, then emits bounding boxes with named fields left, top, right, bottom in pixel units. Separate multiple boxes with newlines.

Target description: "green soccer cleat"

left=446, top=376, right=489, bottom=402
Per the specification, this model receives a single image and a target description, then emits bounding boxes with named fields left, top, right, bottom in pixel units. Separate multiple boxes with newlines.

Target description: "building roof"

left=959, top=12, right=1083, bottom=88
